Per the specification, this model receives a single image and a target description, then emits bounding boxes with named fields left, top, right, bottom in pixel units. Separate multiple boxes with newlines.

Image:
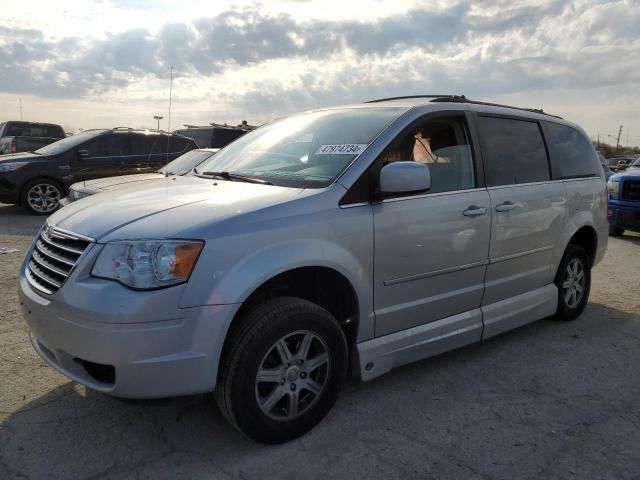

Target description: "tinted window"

left=478, top=117, right=549, bottom=186
left=7, top=122, right=64, bottom=138
left=211, top=128, right=245, bottom=148
left=380, top=116, right=475, bottom=194
left=36, top=130, right=104, bottom=155
left=544, top=122, right=599, bottom=178
left=175, top=129, right=212, bottom=148
left=131, top=134, right=165, bottom=154
left=86, top=134, right=130, bottom=157
left=167, top=137, right=189, bottom=153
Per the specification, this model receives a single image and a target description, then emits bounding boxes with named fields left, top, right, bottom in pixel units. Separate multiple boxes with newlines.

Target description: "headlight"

left=92, top=240, right=203, bottom=289
left=68, top=189, right=91, bottom=201
left=0, top=162, right=28, bottom=173
left=607, top=179, right=620, bottom=199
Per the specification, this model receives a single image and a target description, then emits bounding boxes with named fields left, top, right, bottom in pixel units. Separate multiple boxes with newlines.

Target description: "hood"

left=48, top=175, right=306, bottom=241
left=72, top=173, right=164, bottom=192
left=0, top=152, right=41, bottom=162
left=612, top=166, right=640, bottom=181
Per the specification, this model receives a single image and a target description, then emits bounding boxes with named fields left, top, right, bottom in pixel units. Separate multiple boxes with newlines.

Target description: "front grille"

left=26, top=225, right=92, bottom=294
left=622, top=180, right=640, bottom=201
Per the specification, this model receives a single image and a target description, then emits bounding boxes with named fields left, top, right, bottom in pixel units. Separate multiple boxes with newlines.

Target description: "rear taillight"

left=9, top=142, right=16, bottom=153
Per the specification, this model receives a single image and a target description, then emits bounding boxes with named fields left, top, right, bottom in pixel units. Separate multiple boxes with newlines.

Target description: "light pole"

left=153, top=115, right=163, bottom=132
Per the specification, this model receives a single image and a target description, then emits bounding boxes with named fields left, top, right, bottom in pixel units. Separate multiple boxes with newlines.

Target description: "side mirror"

left=77, top=149, right=88, bottom=160
left=379, top=161, right=431, bottom=195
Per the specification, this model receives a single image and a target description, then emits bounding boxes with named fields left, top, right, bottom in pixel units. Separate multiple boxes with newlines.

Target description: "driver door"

left=372, top=112, right=491, bottom=337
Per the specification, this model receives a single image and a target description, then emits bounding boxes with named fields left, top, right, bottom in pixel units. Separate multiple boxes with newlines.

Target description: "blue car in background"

left=607, top=157, right=640, bottom=236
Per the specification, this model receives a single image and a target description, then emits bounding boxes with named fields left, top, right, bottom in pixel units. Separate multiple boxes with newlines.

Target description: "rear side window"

left=211, top=128, right=245, bottom=148
left=477, top=117, right=550, bottom=186
left=167, top=137, right=189, bottom=153
left=543, top=122, right=599, bottom=178
left=6, top=122, right=64, bottom=138
left=131, top=134, right=165, bottom=154
left=87, top=134, right=130, bottom=156
left=175, top=129, right=212, bottom=148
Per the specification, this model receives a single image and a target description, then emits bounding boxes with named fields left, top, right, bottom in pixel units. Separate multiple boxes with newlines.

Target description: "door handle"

left=463, top=205, right=488, bottom=217
left=495, top=201, right=517, bottom=212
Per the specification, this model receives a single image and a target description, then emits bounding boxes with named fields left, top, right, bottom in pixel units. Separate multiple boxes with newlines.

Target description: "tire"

left=609, top=223, right=624, bottom=236
left=215, top=297, right=348, bottom=444
left=21, top=179, right=64, bottom=215
left=554, top=244, right=591, bottom=321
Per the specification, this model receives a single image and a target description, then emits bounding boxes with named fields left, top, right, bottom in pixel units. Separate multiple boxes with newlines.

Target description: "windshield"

left=36, top=130, right=104, bottom=155
left=159, top=149, right=218, bottom=175
left=195, top=108, right=403, bottom=188
left=632, top=157, right=640, bottom=167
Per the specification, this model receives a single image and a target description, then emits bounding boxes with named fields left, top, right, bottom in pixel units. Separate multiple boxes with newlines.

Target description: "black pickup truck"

left=0, top=121, right=65, bottom=155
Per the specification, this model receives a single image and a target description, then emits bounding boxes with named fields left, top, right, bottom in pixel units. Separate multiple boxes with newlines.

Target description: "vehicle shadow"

left=1, top=302, right=639, bottom=479
left=0, top=204, right=45, bottom=238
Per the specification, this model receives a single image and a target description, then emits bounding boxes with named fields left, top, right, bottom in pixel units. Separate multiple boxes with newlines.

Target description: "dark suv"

left=0, top=128, right=197, bottom=214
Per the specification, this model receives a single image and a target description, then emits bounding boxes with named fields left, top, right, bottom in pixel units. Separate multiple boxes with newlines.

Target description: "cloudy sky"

left=1, top=0, right=639, bottom=145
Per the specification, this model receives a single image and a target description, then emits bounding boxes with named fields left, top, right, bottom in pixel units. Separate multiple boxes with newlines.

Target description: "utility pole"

left=168, top=66, right=173, bottom=133
left=19, top=97, right=22, bottom=120
left=597, top=134, right=600, bottom=150
left=616, top=125, right=623, bottom=152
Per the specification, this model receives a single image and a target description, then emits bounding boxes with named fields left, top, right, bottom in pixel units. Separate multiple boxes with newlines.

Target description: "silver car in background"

left=19, top=96, right=608, bottom=443
left=61, top=148, right=219, bottom=204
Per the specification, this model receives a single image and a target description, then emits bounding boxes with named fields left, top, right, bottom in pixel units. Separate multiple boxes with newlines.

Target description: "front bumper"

left=608, top=201, right=640, bottom=232
left=19, top=251, right=238, bottom=398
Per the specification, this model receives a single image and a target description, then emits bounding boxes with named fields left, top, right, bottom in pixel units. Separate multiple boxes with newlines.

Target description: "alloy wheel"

left=27, top=183, right=61, bottom=214
left=255, top=330, right=330, bottom=421
left=562, top=257, right=585, bottom=308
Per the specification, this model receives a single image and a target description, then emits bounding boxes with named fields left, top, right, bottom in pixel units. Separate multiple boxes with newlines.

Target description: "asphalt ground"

left=1, top=202, right=639, bottom=479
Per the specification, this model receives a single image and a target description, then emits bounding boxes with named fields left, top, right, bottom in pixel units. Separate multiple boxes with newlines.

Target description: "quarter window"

left=477, top=117, right=550, bottom=186
left=544, top=122, right=598, bottom=178
left=380, top=116, right=475, bottom=194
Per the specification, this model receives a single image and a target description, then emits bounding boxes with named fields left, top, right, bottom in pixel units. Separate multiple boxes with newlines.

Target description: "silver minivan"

left=19, top=96, right=608, bottom=443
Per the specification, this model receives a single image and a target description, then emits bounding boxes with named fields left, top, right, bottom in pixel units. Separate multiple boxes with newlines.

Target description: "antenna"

left=166, top=66, right=173, bottom=163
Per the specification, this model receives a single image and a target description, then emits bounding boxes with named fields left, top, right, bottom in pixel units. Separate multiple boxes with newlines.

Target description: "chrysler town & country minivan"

left=19, top=96, right=608, bottom=443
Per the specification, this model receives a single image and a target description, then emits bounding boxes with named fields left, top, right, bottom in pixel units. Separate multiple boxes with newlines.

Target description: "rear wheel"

left=554, top=244, right=591, bottom=321
left=215, top=297, right=348, bottom=444
left=21, top=179, right=63, bottom=215
left=609, top=223, right=624, bottom=236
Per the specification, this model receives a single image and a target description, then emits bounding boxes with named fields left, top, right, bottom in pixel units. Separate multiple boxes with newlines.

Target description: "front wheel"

left=554, top=244, right=591, bottom=321
left=21, top=179, right=64, bottom=215
left=215, top=297, right=348, bottom=443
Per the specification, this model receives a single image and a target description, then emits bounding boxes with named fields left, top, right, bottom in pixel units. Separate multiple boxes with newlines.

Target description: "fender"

left=179, top=238, right=375, bottom=342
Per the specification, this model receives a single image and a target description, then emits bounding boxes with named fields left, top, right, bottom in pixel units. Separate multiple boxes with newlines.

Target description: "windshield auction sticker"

left=316, top=144, right=368, bottom=155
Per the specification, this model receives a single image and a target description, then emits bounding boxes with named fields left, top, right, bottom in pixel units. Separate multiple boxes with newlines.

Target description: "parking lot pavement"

left=1, top=202, right=639, bottom=480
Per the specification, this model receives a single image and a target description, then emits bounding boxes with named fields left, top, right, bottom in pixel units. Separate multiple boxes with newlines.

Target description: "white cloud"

left=0, top=0, right=639, bottom=141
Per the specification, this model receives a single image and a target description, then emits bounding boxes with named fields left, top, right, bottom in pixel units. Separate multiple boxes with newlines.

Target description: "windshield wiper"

left=199, top=171, right=274, bottom=185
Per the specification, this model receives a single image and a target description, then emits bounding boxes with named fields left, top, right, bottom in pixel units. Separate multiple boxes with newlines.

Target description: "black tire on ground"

left=215, top=297, right=348, bottom=444
left=609, top=223, right=624, bottom=236
left=20, top=179, right=64, bottom=215
left=554, top=244, right=591, bottom=321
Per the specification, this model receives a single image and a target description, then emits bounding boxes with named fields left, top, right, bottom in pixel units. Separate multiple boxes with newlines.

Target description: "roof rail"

left=365, top=94, right=562, bottom=119
left=364, top=95, right=463, bottom=103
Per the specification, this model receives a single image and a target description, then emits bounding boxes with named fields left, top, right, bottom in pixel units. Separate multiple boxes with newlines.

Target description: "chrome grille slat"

left=28, top=261, right=63, bottom=288
left=27, top=225, right=92, bottom=295
left=32, top=250, right=70, bottom=278
left=35, top=240, right=76, bottom=266
left=40, top=234, right=85, bottom=255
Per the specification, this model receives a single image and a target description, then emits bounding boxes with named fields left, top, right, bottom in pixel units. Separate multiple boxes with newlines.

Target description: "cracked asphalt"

left=1, top=202, right=639, bottom=480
